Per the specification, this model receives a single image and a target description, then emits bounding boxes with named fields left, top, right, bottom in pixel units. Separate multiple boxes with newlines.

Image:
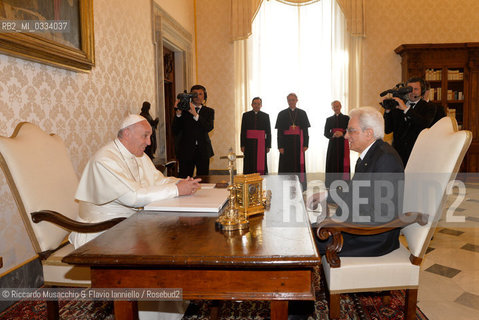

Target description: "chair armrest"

left=164, top=160, right=177, bottom=168
left=156, top=160, right=178, bottom=176
left=316, top=212, right=428, bottom=268
left=31, top=210, right=126, bottom=233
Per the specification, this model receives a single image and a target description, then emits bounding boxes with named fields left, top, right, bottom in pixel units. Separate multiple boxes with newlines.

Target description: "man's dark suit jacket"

left=318, top=139, right=405, bottom=257
left=384, top=99, right=435, bottom=166
left=172, top=105, right=214, bottom=161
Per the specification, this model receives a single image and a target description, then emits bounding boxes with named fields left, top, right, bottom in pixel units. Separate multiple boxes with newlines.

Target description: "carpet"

left=0, top=267, right=428, bottom=320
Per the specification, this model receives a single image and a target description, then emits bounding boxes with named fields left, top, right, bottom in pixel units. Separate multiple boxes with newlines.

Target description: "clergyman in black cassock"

left=324, top=100, right=350, bottom=189
left=275, top=93, right=310, bottom=189
left=240, top=97, right=271, bottom=174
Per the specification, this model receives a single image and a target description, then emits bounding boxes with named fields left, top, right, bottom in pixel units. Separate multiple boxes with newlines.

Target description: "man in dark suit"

left=172, top=84, right=214, bottom=178
left=383, top=77, right=435, bottom=166
left=312, top=107, right=404, bottom=257
left=240, top=97, right=271, bottom=174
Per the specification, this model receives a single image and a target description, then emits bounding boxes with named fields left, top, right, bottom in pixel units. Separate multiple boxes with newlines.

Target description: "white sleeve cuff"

left=117, top=183, right=179, bottom=207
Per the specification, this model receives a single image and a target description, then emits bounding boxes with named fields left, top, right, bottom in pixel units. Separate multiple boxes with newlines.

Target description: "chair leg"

left=381, top=291, right=392, bottom=305
left=209, top=300, right=222, bottom=320
left=405, top=289, right=418, bottom=320
left=114, top=301, right=139, bottom=320
left=46, top=300, right=60, bottom=320
left=329, top=293, right=341, bottom=320
left=320, top=267, right=341, bottom=320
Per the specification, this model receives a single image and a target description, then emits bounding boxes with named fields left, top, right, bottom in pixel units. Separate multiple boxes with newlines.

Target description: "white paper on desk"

left=144, top=188, right=229, bottom=212
left=199, top=183, right=216, bottom=189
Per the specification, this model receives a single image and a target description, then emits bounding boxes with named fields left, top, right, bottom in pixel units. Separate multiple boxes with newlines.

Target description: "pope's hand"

left=177, top=177, right=202, bottom=196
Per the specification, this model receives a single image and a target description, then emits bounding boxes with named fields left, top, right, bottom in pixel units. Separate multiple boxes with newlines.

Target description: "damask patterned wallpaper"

left=0, top=0, right=156, bottom=272
left=196, top=0, right=236, bottom=169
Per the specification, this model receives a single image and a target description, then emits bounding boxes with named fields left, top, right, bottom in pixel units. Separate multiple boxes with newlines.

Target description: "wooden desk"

left=63, top=175, right=320, bottom=320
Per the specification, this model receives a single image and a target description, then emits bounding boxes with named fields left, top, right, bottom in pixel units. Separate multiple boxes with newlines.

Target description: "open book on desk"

left=144, top=188, right=229, bottom=215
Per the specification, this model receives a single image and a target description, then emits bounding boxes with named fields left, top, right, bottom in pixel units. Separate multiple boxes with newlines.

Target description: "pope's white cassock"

left=69, top=115, right=189, bottom=320
left=69, top=138, right=180, bottom=248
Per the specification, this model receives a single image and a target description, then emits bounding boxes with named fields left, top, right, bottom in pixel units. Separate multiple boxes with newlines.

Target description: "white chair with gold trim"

left=316, top=116, right=472, bottom=319
left=0, top=122, right=124, bottom=319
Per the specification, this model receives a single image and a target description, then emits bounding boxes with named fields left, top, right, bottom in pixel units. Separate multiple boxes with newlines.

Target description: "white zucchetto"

left=120, top=114, right=147, bottom=129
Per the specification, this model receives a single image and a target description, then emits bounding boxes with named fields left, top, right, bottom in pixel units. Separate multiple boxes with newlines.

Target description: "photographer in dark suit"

left=172, top=85, right=214, bottom=178
left=383, top=77, right=435, bottom=166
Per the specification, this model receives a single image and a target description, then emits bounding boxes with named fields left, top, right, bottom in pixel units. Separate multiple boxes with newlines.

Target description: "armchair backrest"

left=402, top=116, right=471, bottom=260
left=0, top=123, right=79, bottom=253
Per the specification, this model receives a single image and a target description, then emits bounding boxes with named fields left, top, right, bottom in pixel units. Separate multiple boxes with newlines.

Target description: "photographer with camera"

left=172, top=84, right=214, bottom=178
left=382, top=77, right=435, bottom=166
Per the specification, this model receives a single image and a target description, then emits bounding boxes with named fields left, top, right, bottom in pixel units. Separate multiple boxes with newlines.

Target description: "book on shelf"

left=447, top=69, right=464, bottom=80
left=447, top=90, right=453, bottom=100
left=425, top=69, right=442, bottom=81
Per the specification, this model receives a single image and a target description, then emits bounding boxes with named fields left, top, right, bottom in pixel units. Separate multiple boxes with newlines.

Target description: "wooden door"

left=163, top=46, right=177, bottom=176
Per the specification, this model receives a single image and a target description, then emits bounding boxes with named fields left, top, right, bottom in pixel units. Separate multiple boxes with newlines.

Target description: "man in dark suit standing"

left=172, top=84, right=214, bottom=178
left=240, top=97, right=271, bottom=175
left=312, top=107, right=404, bottom=257
left=383, top=77, right=435, bottom=166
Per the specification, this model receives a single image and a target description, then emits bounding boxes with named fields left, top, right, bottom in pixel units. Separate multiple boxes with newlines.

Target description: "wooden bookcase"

left=395, top=43, right=479, bottom=172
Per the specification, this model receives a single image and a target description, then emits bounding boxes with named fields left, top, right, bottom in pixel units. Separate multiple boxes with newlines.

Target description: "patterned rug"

left=1, top=267, right=428, bottom=320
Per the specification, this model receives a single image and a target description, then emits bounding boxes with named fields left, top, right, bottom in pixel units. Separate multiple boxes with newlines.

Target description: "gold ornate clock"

left=234, top=173, right=265, bottom=216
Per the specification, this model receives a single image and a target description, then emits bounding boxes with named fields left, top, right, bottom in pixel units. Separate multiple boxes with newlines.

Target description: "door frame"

left=152, top=2, right=194, bottom=163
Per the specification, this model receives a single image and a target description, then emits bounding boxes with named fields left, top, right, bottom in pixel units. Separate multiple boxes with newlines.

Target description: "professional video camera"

left=176, top=91, right=198, bottom=111
left=379, top=83, right=413, bottom=110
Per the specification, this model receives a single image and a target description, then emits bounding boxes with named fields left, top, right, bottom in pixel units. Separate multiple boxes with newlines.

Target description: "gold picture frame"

left=0, top=0, right=94, bottom=72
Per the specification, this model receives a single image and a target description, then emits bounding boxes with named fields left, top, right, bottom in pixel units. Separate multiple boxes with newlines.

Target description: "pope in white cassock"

left=69, top=114, right=201, bottom=320
left=70, top=114, right=201, bottom=248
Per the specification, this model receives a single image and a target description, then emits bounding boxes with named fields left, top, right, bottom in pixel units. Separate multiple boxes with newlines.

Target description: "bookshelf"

left=395, top=43, right=479, bottom=172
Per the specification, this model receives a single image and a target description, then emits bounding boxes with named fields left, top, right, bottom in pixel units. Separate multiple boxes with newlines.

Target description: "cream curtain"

left=234, top=39, right=249, bottom=167
left=233, top=0, right=365, bottom=172
left=231, top=0, right=365, bottom=40
left=337, top=0, right=365, bottom=109
left=276, top=0, right=321, bottom=5
left=234, top=0, right=351, bottom=174
left=231, top=0, right=264, bottom=41
left=335, top=0, right=365, bottom=36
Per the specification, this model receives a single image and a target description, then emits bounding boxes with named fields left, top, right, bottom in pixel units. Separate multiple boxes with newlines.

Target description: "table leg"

left=270, top=300, right=288, bottom=320
left=114, top=301, right=139, bottom=320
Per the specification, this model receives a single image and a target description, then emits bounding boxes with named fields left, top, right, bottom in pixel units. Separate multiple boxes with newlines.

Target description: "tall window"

left=241, top=0, right=349, bottom=174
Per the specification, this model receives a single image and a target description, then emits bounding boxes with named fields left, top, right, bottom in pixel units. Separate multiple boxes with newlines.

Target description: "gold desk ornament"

left=216, top=149, right=249, bottom=231
left=234, top=173, right=266, bottom=216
